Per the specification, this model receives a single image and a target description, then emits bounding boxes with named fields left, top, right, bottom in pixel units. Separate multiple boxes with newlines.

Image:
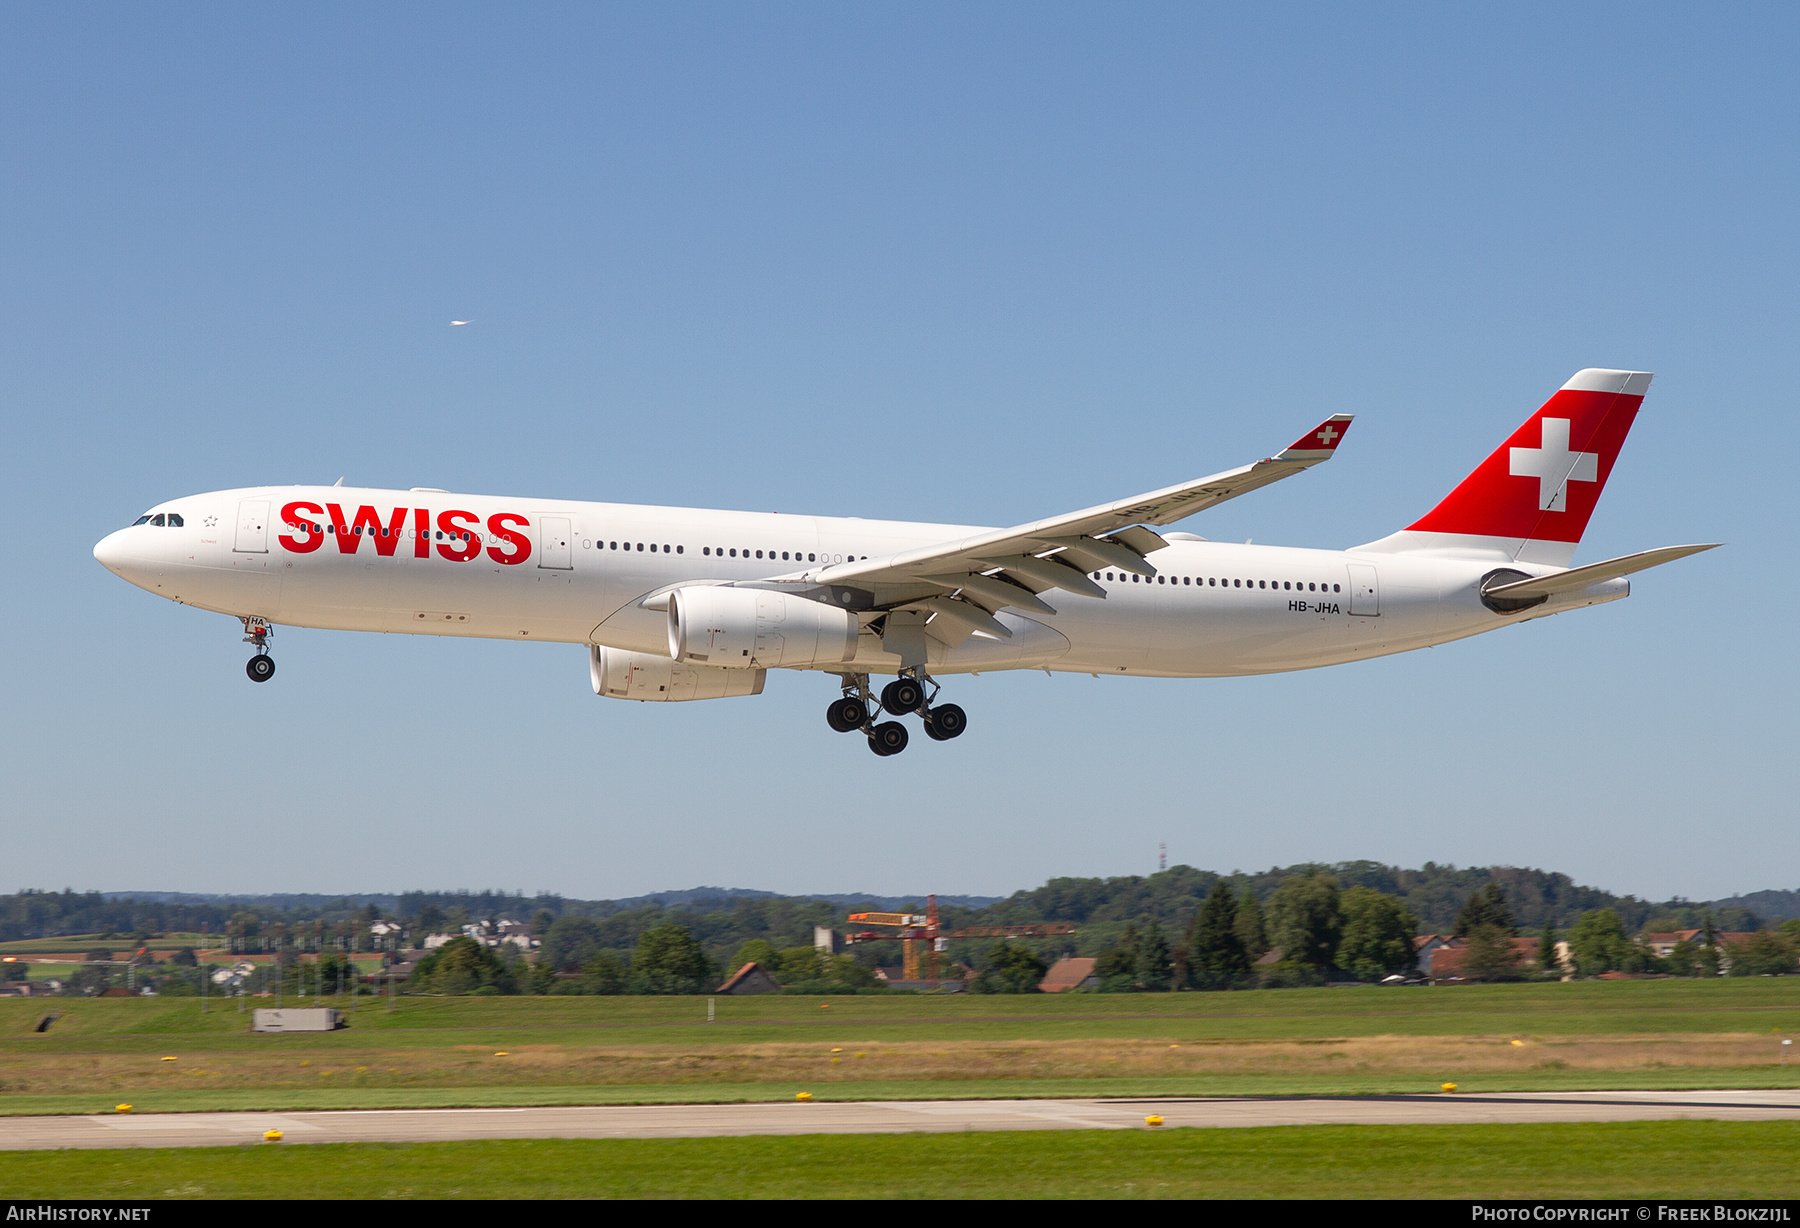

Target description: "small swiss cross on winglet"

left=1275, top=413, right=1355, bottom=461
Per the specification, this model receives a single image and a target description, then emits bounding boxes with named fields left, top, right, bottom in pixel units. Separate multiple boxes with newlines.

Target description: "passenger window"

left=1233, top=579, right=1241, bottom=587
left=1333, top=583, right=1341, bottom=592
left=1183, top=576, right=1190, bottom=585
left=676, top=545, right=683, bottom=554
left=1105, top=573, right=1114, bottom=581
left=756, top=550, right=763, bottom=559
left=150, top=514, right=165, bottom=526
left=636, top=543, right=643, bottom=551
left=1157, top=576, right=1164, bottom=584
left=808, top=553, right=816, bottom=562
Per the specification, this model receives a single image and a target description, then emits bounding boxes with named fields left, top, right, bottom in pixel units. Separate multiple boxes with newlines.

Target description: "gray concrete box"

left=252, top=1008, right=344, bottom=1032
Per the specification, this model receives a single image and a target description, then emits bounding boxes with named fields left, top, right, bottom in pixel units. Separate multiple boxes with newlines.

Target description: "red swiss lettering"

left=326, top=504, right=409, bottom=555
left=487, top=513, right=532, bottom=565
left=437, top=510, right=482, bottom=561
left=278, top=501, right=325, bottom=554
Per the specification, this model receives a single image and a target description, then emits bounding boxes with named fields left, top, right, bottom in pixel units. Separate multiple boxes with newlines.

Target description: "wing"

left=796, top=414, right=1354, bottom=642
left=1480, top=543, right=1720, bottom=601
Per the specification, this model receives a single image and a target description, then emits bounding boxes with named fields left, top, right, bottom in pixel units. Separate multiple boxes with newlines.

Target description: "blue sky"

left=1, top=4, right=1792, bottom=903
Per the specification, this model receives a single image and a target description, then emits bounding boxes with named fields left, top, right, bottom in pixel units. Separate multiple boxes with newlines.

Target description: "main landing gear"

left=825, top=672, right=966, bottom=756
left=242, top=618, right=275, bottom=683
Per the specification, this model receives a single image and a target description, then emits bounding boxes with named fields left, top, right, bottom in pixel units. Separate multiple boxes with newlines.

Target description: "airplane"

left=94, top=368, right=1715, bottom=756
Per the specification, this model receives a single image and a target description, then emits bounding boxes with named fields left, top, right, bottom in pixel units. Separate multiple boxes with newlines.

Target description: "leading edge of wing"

left=812, top=413, right=1354, bottom=591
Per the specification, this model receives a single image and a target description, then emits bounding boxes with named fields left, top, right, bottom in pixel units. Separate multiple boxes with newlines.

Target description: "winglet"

left=1276, top=414, right=1354, bottom=462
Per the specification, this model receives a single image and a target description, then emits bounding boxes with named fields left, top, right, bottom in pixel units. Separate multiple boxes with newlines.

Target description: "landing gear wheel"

left=881, top=677, right=925, bottom=715
left=923, top=702, right=966, bottom=740
left=826, top=696, right=868, bottom=733
left=246, top=655, right=275, bottom=683
left=868, top=721, right=909, bottom=756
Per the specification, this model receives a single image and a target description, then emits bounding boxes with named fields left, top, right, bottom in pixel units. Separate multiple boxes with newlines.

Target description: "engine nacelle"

left=668, top=586, right=859, bottom=670
left=589, top=646, right=765, bottom=702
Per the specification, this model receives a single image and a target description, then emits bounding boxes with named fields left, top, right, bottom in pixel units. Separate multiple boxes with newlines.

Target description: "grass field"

left=2, top=979, right=1793, bottom=1116
left=2, top=1121, right=1796, bottom=1199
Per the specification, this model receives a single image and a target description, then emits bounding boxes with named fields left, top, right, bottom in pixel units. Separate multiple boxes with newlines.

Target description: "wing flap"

left=809, top=413, right=1354, bottom=614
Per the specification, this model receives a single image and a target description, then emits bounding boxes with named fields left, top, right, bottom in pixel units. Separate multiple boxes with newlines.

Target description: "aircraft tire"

left=881, top=677, right=925, bottom=714
left=868, top=721, right=909, bottom=756
left=826, top=696, right=867, bottom=733
left=246, top=655, right=275, bottom=683
left=925, top=703, right=966, bottom=740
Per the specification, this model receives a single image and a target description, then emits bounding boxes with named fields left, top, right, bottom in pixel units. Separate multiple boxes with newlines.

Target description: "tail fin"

left=1358, top=369, right=1652, bottom=565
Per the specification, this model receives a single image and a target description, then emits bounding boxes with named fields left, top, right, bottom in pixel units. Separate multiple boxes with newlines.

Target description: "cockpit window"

left=132, top=515, right=152, bottom=526
left=166, top=513, right=183, bottom=527
left=150, top=514, right=166, bottom=527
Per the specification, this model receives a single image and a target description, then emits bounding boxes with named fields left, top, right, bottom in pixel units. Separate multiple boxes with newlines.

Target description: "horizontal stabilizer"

left=1482, top=543, right=1720, bottom=600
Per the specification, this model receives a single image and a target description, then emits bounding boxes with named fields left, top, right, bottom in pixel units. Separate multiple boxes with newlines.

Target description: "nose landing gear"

left=242, top=619, right=275, bottom=683
left=825, top=671, right=966, bottom=754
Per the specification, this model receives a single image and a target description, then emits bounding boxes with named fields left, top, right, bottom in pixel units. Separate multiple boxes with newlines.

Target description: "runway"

left=3, top=1089, right=1797, bottom=1150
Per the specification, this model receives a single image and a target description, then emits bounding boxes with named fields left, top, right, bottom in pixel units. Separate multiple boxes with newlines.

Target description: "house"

left=1413, top=935, right=1458, bottom=975
left=873, top=965, right=968, bottom=992
left=717, top=962, right=783, bottom=996
left=1038, top=956, right=1098, bottom=993
left=1427, top=938, right=1545, bottom=979
left=1642, top=931, right=1760, bottom=964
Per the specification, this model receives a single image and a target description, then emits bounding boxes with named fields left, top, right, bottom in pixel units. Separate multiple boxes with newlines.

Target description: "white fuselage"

left=93, top=484, right=1627, bottom=680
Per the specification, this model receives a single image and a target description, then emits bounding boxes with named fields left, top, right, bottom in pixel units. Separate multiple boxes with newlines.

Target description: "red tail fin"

left=1364, top=369, right=1651, bottom=564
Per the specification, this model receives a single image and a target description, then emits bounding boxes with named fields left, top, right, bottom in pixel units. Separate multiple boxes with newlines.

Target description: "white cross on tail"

left=1509, top=417, right=1598, bottom=512
left=1316, top=424, right=1339, bottom=446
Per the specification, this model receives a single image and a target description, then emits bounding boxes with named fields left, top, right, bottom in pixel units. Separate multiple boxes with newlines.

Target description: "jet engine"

left=589, top=646, right=765, bottom=702
left=668, top=586, right=858, bottom=669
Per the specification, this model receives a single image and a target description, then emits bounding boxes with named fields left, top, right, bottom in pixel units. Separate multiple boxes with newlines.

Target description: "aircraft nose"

left=93, top=530, right=130, bottom=574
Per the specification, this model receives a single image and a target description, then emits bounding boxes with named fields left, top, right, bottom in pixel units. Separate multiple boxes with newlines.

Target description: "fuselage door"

left=1346, top=563, right=1379, bottom=616
left=538, top=516, right=573, bottom=570
left=234, top=500, right=270, bottom=554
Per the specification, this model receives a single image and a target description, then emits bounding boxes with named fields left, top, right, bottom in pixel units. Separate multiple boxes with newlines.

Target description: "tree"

left=1235, top=889, right=1270, bottom=962
left=1187, top=884, right=1249, bottom=990
left=168, top=947, right=197, bottom=968
left=1094, top=925, right=1141, bottom=992
left=1460, top=925, right=1522, bottom=981
left=578, top=951, right=628, bottom=994
left=416, top=904, right=446, bottom=933
left=1536, top=923, right=1562, bottom=976
left=530, top=909, right=555, bottom=936
left=540, top=917, right=608, bottom=973
left=630, top=923, right=711, bottom=994
left=730, top=939, right=783, bottom=974
left=1268, top=874, right=1342, bottom=971
left=968, top=943, right=1047, bottom=993
left=1725, top=932, right=1796, bottom=978
left=776, top=946, right=822, bottom=984
left=406, top=936, right=517, bottom=995
left=1135, top=922, right=1173, bottom=992
left=1567, top=909, right=1641, bottom=975
left=1454, top=884, right=1516, bottom=937
left=1336, top=887, right=1419, bottom=982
